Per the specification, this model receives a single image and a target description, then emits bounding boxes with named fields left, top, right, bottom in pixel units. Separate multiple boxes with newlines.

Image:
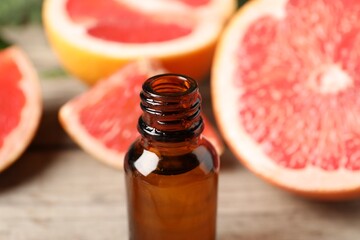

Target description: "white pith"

left=0, top=47, right=42, bottom=172
left=59, top=60, right=165, bottom=170
left=307, top=64, right=353, bottom=95
left=212, top=0, right=360, bottom=194
left=44, top=0, right=230, bottom=58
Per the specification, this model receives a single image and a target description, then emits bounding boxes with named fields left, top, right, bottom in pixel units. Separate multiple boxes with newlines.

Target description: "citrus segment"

left=60, top=60, right=223, bottom=169
left=212, top=0, right=360, bottom=199
left=0, top=47, right=42, bottom=172
left=78, top=73, right=147, bottom=153
left=43, top=0, right=236, bottom=84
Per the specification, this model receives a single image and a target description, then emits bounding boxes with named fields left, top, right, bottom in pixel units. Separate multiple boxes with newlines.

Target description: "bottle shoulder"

left=124, top=136, right=219, bottom=178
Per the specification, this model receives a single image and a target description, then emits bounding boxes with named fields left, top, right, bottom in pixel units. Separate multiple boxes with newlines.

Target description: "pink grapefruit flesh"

left=212, top=0, right=360, bottom=200
left=179, top=0, right=211, bottom=7
left=237, top=0, right=360, bottom=171
left=60, top=60, right=223, bottom=169
left=66, top=0, right=193, bottom=43
left=78, top=73, right=147, bottom=153
left=0, top=52, right=25, bottom=148
left=0, top=47, right=42, bottom=172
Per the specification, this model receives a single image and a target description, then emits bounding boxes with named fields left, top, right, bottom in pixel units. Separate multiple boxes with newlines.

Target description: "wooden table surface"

left=0, top=26, right=360, bottom=240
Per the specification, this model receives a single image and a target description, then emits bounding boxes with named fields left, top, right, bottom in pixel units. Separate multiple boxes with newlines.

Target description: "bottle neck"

left=138, top=74, right=204, bottom=145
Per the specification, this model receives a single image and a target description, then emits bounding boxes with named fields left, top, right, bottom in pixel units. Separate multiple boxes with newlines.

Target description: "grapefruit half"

left=43, top=0, right=236, bottom=84
left=212, top=0, right=360, bottom=200
left=0, top=47, right=42, bottom=172
left=60, top=60, right=223, bottom=169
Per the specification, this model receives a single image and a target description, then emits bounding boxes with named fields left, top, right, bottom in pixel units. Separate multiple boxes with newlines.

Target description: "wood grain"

left=0, top=26, right=359, bottom=240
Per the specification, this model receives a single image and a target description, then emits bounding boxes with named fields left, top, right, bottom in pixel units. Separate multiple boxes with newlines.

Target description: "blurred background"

left=1, top=1, right=360, bottom=240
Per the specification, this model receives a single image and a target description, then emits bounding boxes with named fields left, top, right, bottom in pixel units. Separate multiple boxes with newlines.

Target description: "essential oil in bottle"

left=124, top=74, right=219, bottom=240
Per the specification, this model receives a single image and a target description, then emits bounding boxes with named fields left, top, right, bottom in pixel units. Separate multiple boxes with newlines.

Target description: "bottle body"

left=124, top=136, right=219, bottom=240
left=124, top=73, right=219, bottom=239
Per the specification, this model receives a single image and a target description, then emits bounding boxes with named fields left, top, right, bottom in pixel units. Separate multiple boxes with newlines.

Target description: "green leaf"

left=0, top=0, right=42, bottom=26
left=238, top=0, right=248, bottom=7
left=0, top=35, right=11, bottom=49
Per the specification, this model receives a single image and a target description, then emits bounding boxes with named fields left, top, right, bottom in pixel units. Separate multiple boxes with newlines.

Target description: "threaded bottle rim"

left=138, top=74, right=203, bottom=142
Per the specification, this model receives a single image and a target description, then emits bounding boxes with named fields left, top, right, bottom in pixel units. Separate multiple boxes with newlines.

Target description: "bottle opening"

left=143, top=74, right=198, bottom=97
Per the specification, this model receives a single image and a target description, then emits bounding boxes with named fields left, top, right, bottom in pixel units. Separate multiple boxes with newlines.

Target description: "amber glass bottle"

left=124, top=74, right=219, bottom=240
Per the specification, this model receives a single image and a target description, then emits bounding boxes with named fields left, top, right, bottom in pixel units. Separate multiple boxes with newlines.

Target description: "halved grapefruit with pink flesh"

left=43, top=0, right=236, bottom=84
left=0, top=47, right=42, bottom=172
left=212, top=0, right=360, bottom=200
left=60, top=60, right=223, bottom=169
